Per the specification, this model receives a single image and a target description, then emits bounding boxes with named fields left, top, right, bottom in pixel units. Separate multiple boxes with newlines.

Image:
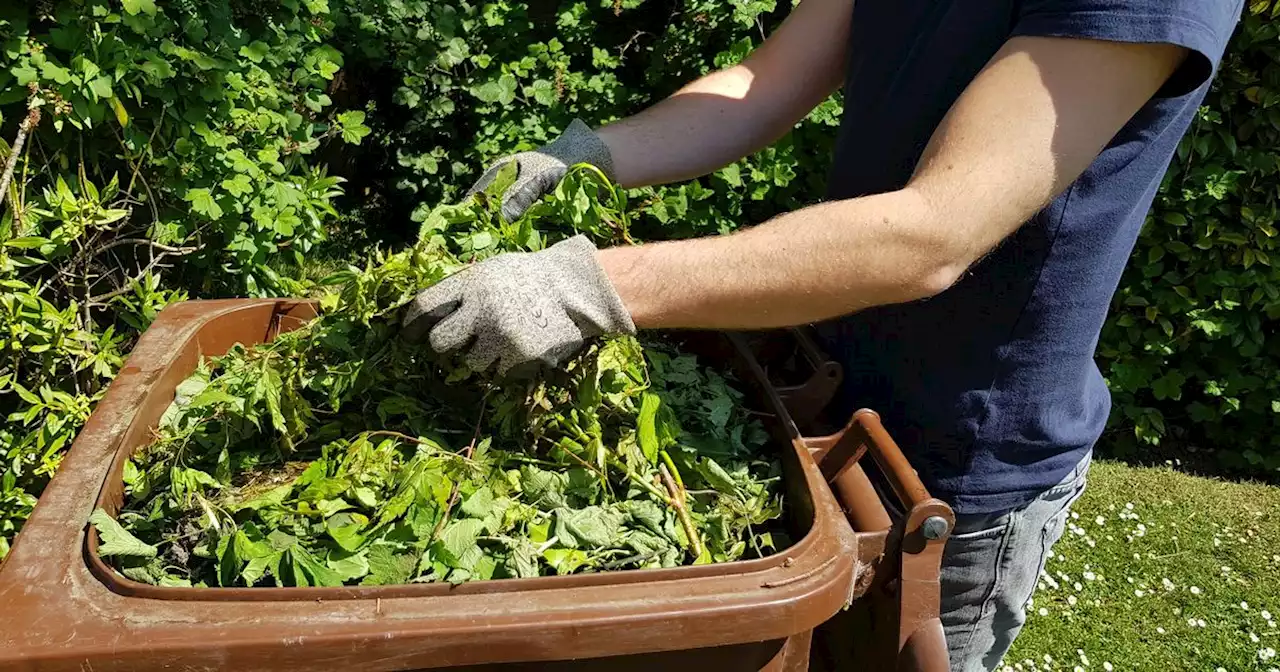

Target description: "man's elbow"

left=883, top=187, right=976, bottom=302
left=911, top=261, right=967, bottom=299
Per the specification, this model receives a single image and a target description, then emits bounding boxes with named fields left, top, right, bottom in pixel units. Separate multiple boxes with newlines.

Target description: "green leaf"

left=240, top=41, right=271, bottom=64
left=363, top=544, right=418, bottom=585
left=460, top=486, right=495, bottom=519
left=705, top=393, right=733, bottom=431
left=290, top=545, right=345, bottom=587
left=337, top=110, right=370, bottom=144
left=718, top=163, right=743, bottom=187
left=436, top=518, right=485, bottom=566
left=184, top=188, right=224, bottom=219
left=504, top=539, right=541, bottom=578
left=221, top=174, right=253, bottom=197
left=217, top=531, right=243, bottom=587
left=12, top=65, right=38, bottom=86
left=623, top=500, right=665, bottom=535
left=554, top=506, right=624, bottom=549
left=4, top=236, right=51, bottom=250
left=697, top=457, right=738, bottom=495
left=472, top=74, right=518, bottom=105
left=40, top=62, right=73, bottom=85
left=122, top=0, right=157, bottom=15
left=325, top=512, right=369, bottom=551
left=89, top=76, right=114, bottom=100
left=353, top=486, right=378, bottom=508
left=484, top=160, right=519, bottom=201
left=1152, top=371, right=1187, bottom=401
left=542, top=548, right=589, bottom=575
left=327, top=550, right=370, bottom=581
left=234, top=483, right=293, bottom=512
left=316, top=498, right=352, bottom=517
left=520, top=465, right=568, bottom=508
left=90, top=508, right=157, bottom=560
left=637, top=393, right=661, bottom=464
left=528, top=79, right=557, bottom=106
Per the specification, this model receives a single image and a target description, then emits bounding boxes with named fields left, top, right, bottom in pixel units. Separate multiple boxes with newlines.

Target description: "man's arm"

left=597, top=0, right=853, bottom=189
left=599, top=35, right=1188, bottom=330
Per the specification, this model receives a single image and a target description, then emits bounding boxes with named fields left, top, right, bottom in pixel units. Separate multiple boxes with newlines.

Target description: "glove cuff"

left=545, top=119, right=618, bottom=184
left=549, top=235, right=637, bottom=337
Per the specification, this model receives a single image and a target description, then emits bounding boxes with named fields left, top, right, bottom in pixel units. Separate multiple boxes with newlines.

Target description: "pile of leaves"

left=91, top=177, right=787, bottom=588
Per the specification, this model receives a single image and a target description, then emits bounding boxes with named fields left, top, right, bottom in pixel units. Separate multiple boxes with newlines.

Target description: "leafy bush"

left=0, top=0, right=366, bottom=556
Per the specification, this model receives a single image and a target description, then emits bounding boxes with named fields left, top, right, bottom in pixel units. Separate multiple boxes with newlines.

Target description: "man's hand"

left=467, top=120, right=615, bottom=223
left=401, top=236, right=635, bottom=375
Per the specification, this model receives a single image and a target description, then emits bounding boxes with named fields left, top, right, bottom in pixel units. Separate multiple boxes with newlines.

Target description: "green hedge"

left=1100, top=4, right=1280, bottom=471
left=1, top=0, right=1276, bottom=556
left=0, top=0, right=366, bottom=556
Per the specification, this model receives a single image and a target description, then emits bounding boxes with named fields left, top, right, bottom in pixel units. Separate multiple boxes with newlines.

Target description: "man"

left=402, top=1, right=1242, bottom=669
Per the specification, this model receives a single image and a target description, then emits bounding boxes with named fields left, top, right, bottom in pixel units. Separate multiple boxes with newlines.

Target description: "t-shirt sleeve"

left=1012, top=0, right=1244, bottom=98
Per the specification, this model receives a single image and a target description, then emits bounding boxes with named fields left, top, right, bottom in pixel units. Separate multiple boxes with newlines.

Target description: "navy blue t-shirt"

left=817, top=0, right=1243, bottom=514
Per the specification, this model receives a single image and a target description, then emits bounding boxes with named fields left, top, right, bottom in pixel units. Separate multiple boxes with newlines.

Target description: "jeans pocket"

left=950, top=511, right=1012, bottom=541
left=1020, top=476, right=1089, bottom=612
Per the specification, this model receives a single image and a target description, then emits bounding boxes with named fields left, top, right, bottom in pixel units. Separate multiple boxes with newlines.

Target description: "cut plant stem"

left=546, top=435, right=615, bottom=499
left=608, top=455, right=671, bottom=504
left=660, top=450, right=685, bottom=494
left=429, top=392, right=489, bottom=544
left=660, top=462, right=702, bottom=560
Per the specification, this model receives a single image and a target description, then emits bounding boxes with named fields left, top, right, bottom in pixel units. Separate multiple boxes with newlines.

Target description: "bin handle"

left=726, top=328, right=954, bottom=672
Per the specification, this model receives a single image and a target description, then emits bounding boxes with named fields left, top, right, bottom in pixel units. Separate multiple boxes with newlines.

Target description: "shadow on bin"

left=691, top=329, right=955, bottom=672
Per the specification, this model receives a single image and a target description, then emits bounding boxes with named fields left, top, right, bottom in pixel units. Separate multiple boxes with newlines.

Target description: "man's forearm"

left=597, top=65, right=825, bottom=189
left=597, top=35, right=1189, bottom=332
left=598, top=188, right=960, bottom=330
left=593, top=0, right=851, bottom=189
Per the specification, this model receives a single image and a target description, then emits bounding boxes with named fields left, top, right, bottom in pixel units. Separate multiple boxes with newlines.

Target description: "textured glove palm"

left=401, top=235, right=635, bottom=375
left=469, top=119, right=616, bottom=223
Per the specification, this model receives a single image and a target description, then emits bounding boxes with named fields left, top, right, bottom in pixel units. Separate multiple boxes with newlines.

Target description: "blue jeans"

left=880, top=451, right=1092, bottom=671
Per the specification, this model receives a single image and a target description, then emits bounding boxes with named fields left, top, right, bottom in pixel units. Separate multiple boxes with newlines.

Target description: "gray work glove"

left=468, top=119, right=617, bottom=223
left=401, top=235, right=635, bottom=376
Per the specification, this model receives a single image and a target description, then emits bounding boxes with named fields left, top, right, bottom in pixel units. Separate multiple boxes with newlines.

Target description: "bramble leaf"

left=90, top=509, right=157, bottom=560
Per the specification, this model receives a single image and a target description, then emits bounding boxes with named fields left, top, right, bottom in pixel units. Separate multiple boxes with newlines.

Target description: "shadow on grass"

left=1096, top=426, right=1280, bottom=489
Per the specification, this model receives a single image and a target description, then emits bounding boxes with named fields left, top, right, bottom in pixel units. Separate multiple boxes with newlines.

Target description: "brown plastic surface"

left=797, top=361, right=954, bottom=672
left=0, top=300, right=869, bottom=671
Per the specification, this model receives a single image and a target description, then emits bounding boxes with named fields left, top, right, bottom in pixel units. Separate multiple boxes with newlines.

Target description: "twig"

left=91, top=237, right=198, bottom=257
left=110, top=119, right=163, bottom=226
left=618, top=31, right=652, bottom=60
left=660, top=462, right=703, bottom=560
left=86, top=251, right=182, bottom=304
left=0, top=106, right=41, bottom=211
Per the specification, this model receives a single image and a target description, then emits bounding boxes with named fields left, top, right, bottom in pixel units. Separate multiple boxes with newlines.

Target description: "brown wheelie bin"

left=0, top=300, right=951, bottom=671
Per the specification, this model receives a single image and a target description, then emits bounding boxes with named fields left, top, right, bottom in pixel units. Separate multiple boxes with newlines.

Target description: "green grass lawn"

left=1004, top=460, right=1280, bottom=672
